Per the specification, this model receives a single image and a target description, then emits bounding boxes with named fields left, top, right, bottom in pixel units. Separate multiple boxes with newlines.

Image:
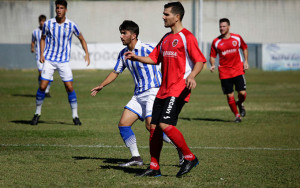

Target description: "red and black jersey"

left=149, top=28, right=206, bottom=102
left=210, top=33, right=247, bottom=79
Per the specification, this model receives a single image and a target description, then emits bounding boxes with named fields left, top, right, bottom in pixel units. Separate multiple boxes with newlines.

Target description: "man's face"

left=120, top=30, right=135, bottom=46
left=219, top=22, right=230, bottom=35
left=39, top=19, right=46, bottom=28
left=56, top=4, right=67, bottom=19
left=162, top=7, right=178, bottom=28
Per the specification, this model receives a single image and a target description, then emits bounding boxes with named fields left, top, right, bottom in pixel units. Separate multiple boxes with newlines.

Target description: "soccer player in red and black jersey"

left=125, top=1, right=206, bottom=177
left=210, top=18, right=248, bottom=123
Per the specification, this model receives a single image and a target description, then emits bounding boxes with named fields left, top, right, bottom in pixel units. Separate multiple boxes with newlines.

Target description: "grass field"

left=0, top=69, right=299, bottom=187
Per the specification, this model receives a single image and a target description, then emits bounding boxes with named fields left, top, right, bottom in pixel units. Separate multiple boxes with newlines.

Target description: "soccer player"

left=30, top=0, right=90, bottom=126
left=31, top=15, right=52, bottom=97
left=125, top=2, right=206, bottom=177
left=209, top=18, right=248, bottom=123
left=91, top=20, right=184, bottom=167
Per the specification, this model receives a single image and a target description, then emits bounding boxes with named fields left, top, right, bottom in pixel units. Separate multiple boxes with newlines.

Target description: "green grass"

left=0, top=69, right=299, bottom=187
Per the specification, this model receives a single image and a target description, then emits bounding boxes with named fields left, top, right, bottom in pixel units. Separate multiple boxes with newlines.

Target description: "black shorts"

left=150, top=96, right=186, bottom=126
left=221, top=74, right=246, bottom=94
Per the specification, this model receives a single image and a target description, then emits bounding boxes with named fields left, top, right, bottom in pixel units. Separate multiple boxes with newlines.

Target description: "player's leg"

left=143, top=89, right=184, bottom=166
left=157, top=97, right=198, bottom=177
left=221, top=78, right=241, bottom=122
left=38, top=60, right=52, bottom=97
left=235, top=75, right=247, bottom=117
left=58, top=62, right=80, bottom=125
left=118, top=108, right=143, bottom=167
left=31, top=61, right=54, bottom=125
left=136, top=98, right=164, bottom=177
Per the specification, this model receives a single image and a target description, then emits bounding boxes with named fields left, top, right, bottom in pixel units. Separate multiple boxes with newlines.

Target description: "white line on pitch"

left=1, top=144, right=300, bottom=151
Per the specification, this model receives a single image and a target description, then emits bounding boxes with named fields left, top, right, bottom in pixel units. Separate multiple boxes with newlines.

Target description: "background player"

left=125, top=2, right=206, bottom=177
left=209, top=18, right=248, bottom=123
left=31, top=14, right=52, bottom=97
left=30, top=0, right=90, bottom=125
left=91, top=20, right=183, bottom=167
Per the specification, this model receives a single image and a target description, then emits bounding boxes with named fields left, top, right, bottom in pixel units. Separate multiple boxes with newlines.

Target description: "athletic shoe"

left=178, top=149, right=185, bottom=166
left=135, top=167, right=161, bottom=177
left=119, top=156, right=144, bottom=167
left=234, top=116, right=242, bottom=123
left=73, top=117, right=82, bottom=125
left=45, top=93, right=51, bottom=98
left=236, top=101, right=246, bottom=117
left=176, top=157, right=199, bottom=177
left=30, top=114, right=40, bottom=125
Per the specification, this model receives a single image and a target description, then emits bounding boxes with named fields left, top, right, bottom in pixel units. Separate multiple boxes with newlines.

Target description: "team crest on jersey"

left=232, top=41, right=238, bottom=47
left=172, top=39, right=178, bottom=47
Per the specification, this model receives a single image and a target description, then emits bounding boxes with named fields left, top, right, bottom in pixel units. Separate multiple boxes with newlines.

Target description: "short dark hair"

left=164, top=1, right=185, bottom=21
left=55, top=0, right=67, bottom=8
left=39, top=15, right=46, bottom=22
left=119, top=20, right=139, bottom=38
left=219, top=18, right=230, bottom=25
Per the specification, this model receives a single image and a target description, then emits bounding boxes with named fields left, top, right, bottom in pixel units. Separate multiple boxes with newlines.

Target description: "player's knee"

left=239, top=90, right=246, bottom=95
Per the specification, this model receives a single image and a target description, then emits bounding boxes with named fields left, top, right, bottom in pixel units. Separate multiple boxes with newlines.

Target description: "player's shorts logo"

left=172, top=39, right=178, bottom=47
left=232, top=41, right=238, bottom=47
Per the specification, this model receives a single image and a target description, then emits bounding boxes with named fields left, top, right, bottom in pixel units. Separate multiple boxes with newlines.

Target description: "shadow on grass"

left=12, top=94, right=36, bottom=98
left=11, top=120, right=73, bottom=126
left=180, top=117, right=232, bottom=122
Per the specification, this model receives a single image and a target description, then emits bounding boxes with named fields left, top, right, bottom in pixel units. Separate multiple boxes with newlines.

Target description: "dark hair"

left=164, top=1, right=185, bottom=21
left=39, top=15, right=46, bottom=22
left=119, top=20, right=139, bottom=38
left=219, top=18, right=230, bottom=25
left=55, top=0, right=67, bottom=8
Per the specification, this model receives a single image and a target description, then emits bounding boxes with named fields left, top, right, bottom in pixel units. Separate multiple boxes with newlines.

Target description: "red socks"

left=238, top=92, right=247, bottom=104
left=163, top=125, right=195, bottom=161
left=149, top=128, right=163, bottom=170
left=227, top=96, right=239, bottom=117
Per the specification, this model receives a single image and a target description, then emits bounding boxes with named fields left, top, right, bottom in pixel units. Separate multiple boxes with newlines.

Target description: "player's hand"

left=244, top=61, right=249, bottom=70
left=85, top=54, right=90, bottom=66
left=210, top=65, right=215, bottom=72
left=186, top=75, right=197, bottom=90
left=91, top=85, right=104, bottom=96
left=40, top=55, right=45, bottom=63
left=124, top=51, right=136, bottom=60
left=31, top=48, right=35, bottom=53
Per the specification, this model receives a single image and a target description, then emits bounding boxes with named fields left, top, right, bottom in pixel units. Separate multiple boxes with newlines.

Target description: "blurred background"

left=0, top=0, right=299, bottom=70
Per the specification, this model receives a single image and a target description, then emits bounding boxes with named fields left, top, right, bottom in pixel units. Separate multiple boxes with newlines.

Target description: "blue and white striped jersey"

left=42, top=18, right=80, bottom=63
left=32, top=28, right=48, bottom=61
left=114, top=40, right=162, bottom=95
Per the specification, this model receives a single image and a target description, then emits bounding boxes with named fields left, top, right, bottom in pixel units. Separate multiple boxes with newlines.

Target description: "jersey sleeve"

left=186, top=33, right=206, bottom=64
left=149, top=43, right=161, bottom=64
left=114, top=51, right=126, bottom=73
left=72, top=23, right=81, bottom=37
left=210, top=40, right=217, bottom=58
left=239, top=35, right=248, bottom=50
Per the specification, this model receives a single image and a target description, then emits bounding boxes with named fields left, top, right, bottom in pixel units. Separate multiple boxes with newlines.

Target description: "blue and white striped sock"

left=68, top=90, right=78, bottom=118
left=119, top=126, right=140, bottom=157
left=35, top=88, right=45, bottom=115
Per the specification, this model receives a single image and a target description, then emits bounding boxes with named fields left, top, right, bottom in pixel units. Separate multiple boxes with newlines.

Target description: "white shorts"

left=125, top=87, right=159, bottom=121
left=37, top=60, right=44, bottom=71
left=41, top=60, right=73, bottom=82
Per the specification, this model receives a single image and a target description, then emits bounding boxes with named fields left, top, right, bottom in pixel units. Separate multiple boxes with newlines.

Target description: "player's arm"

left=209, top=56, right=216, bottom=72
left=124, top=51, right=156, bottom=64
left=243, top=48, right=249, bottom=70
left=31, top=41, right=35, bottom=53
left=77, top=33, right=90, bottom=66
left=91, top=71, right=119, bottom=96
left=40, top=35, right=46, bottom=63
left=186, top=62, right=205, bottom=90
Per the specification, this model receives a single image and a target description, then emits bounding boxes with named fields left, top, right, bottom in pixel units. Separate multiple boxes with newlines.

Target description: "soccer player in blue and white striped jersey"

left=31, top=0, right=90, bottom=126
left=31, top=15, right=52, bottom=97
left=91, top=20, right=183, bottom=167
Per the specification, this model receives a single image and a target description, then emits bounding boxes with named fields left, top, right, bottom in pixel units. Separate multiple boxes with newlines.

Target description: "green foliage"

left=0, top=69, right=299, bottom=187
